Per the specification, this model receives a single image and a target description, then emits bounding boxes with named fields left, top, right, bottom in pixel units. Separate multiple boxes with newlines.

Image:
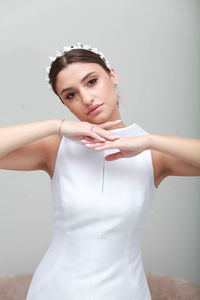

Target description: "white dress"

left=26, top=123, right=157, bottom=300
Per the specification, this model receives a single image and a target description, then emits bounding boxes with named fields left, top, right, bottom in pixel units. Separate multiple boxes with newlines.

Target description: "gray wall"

left=0, top=0, right=199, bottom=287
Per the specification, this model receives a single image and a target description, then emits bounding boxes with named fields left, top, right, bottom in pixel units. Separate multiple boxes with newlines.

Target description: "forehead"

left=56, top=62, right=106, bottom=93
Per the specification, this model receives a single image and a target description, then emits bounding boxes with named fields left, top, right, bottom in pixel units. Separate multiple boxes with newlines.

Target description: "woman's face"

left=55, top=62, right=121, bottom=125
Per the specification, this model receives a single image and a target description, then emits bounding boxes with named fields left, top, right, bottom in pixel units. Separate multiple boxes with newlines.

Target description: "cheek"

left=64, top=103, right=77, bottom=115
left=98, top=78, right=111, bottom=91
left=63, top=103, right=71, bottom=110
left=67, top=103, right=85, bottom=118
left=98, top=82, right=114, bottom=101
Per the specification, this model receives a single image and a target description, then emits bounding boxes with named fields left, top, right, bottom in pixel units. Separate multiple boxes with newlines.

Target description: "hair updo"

left=48, top=49, right=111, bottom=97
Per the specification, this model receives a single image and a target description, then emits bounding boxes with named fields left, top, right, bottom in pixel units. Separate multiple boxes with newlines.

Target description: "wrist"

left=47, top=119, right=64, bottom=135
left=145, top=134, right=157, bottom=150
left=58, top=119, right=66, bottom=136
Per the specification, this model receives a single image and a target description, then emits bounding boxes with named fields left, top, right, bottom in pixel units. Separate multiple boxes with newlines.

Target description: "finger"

left=81, top=139, right=102, bottom=144
left=81, top=137, right=108, bottom=143
left=86, top=129, right=107, bottom=142
left=89, top=132, right=106, bottom=141
left=94, top=140, right=120, bottom=150
left=91, top=126, right=120, bottom=140
left=81, top=123, right=106, bottom=141
left=84, top=141, right=105, bottom=148
left=105, top=151, right=124, bottom=161
left=81, top=137, right=93, bottom=142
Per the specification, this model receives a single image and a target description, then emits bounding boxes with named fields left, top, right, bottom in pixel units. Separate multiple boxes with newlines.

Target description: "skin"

left=55, top=62, right=124, bottom=127
left=55, top=62, right=200, bottom=185
left=0, top=61, right=199, bottom=187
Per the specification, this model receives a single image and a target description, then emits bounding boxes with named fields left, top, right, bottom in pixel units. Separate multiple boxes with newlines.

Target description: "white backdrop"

left=0, top=0, right=199, bottom=286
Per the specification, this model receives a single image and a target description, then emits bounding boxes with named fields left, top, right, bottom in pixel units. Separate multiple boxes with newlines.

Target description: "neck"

left=107, top=109, right=126, bottom=130
left=109, top=121, right=126, bottom=130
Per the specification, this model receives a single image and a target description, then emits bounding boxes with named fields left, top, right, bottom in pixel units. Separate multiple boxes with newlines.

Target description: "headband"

left=46, top=42, right=112, bottom=88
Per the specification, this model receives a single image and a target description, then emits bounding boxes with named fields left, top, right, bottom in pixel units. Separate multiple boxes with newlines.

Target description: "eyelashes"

left=65, top=78, right=98, bottom=100
left=88, top=78, right=98, bottom=85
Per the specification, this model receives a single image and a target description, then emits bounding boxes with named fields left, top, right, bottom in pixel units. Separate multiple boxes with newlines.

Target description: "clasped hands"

left=81, top=120, right=150, bottom=161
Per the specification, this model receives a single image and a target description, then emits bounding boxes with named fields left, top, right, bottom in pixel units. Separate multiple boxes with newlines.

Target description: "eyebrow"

left=60, top=71, right=97, bottom=95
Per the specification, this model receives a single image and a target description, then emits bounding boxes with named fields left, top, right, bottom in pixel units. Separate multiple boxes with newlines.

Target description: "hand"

left=81, top=135, right=150, bottom=161
left=59, top=119, right=122, bottom=142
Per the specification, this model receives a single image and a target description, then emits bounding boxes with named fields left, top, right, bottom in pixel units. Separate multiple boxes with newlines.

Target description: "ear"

left=109, top=68, right=118, bottom=87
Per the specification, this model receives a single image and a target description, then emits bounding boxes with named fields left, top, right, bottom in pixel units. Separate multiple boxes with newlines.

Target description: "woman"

left=0, top=42, right=199, bottom=300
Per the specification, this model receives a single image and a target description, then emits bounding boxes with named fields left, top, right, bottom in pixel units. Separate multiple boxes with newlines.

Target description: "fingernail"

left=100, top=138, right=106, bottom=141
left=111, top=135, right=120, bottom=139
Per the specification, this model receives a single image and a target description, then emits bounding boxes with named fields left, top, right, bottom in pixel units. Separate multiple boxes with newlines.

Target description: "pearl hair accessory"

left=46, top=42, right=112, bottom=88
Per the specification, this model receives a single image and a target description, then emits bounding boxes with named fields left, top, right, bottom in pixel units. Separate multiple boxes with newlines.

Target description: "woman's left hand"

left=81, top=135, right=149, bottom=161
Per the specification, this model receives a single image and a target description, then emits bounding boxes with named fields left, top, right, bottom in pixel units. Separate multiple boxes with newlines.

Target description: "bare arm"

left=148, top=135, right=200, bottom=169
left=81, top=133, right=200, bottom=178
left=82, top=133, right=200, bottom=168
left=0, top=119, right=59, bottom=159
left=0, top=119, right=61, bottom=173
left=0, top=119, right=122, bottom=173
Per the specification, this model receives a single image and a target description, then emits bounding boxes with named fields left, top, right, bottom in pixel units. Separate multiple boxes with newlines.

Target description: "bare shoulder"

left=150, top=149, right=167, bottom=188
left=43, top=134, right=62, bottom=179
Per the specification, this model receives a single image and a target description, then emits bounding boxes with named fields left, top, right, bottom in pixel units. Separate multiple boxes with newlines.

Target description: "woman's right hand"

left=58, top=119, right=122, bottom=142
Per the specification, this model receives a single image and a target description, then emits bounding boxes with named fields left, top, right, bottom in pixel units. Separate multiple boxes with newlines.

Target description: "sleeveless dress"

left=26, top=123, right=157, bottom=300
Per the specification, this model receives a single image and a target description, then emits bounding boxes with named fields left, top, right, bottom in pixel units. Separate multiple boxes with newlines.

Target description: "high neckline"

left=107, top=123, right=137, bottom=132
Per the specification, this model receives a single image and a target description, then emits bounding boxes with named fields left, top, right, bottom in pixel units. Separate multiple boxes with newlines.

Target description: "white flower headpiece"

left=46, top=42, right=111, bottom=89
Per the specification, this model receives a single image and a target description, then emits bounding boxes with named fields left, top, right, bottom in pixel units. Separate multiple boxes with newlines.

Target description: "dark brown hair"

left=48, top=49, right=111, bottom=100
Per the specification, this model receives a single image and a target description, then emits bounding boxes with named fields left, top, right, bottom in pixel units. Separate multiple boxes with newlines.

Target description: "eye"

left=88, top=78, right=98, bottom=86
left=65, top=92, right=76, bottom=100
left=64, top=78, right=98, bottom=100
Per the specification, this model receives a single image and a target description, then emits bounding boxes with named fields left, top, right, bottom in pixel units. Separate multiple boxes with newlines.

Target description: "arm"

left=0, top=119, right=122, bottom=159
left=0, top=119, right=121, bottom=173
left=0, top=119, right=60, bottom=159
left=0, top=119, right=60, bottom=173
left=148, top=135, right=200, bottom=178
left=82, top=133, right=200, bottom=177
left=148, top=135, right=200, bottom=169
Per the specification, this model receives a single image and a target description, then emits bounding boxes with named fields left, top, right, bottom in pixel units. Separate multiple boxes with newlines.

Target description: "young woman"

left=0, top=43, right=199, bottom=300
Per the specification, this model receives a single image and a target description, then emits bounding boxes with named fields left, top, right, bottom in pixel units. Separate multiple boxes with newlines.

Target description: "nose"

left=79, top=88, right=94, bottom=105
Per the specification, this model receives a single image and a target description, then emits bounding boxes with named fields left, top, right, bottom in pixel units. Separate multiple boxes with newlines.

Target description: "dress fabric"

left=26, top=123, right=157, bottom=300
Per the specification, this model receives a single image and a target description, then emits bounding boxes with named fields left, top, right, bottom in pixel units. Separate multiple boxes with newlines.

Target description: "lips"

left=87, top=103, right=103, bottom=115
